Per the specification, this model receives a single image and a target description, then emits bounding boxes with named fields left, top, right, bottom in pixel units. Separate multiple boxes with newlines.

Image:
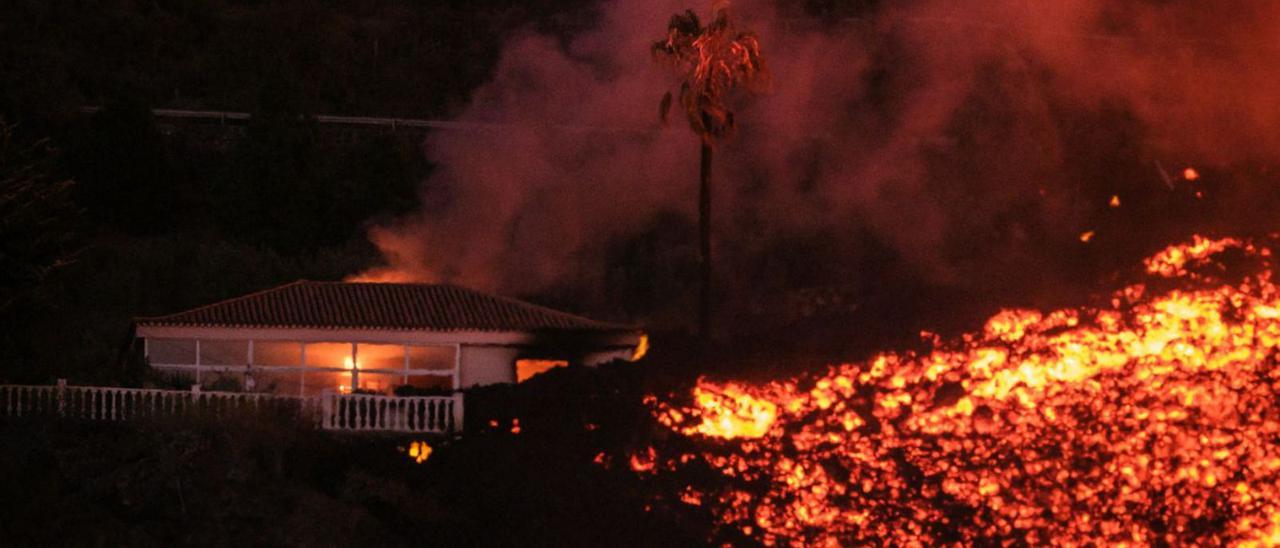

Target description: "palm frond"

left=652, top=1, right=768, bottom=143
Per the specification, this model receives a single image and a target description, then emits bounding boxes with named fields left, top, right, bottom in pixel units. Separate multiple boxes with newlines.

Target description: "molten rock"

left=647, top=236, right=1280, bottom=545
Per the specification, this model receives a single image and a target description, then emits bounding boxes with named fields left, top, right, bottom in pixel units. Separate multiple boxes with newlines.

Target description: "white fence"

left=0, top=380, right=462, bottom=434
left=318, top=392, right=461, bottom=433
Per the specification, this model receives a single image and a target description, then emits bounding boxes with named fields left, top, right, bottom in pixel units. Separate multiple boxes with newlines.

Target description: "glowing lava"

left=646, top=235, right=1280, bottom=545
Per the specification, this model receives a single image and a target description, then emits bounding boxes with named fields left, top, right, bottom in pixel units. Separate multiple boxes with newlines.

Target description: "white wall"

left=459, top=346, right=519, bottom=388
left=583, top=348, right=634, bottom=366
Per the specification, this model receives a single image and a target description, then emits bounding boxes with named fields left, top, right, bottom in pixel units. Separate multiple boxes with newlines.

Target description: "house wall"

left=458, top=346, right=520, bottom=387
left=583, top=348, right=635, bottom=366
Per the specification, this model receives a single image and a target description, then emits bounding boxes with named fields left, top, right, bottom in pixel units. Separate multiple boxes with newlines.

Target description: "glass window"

left=356, top=370, right=399, bottom=394
left=516, top=359, right=569, bottom=383
left=404, top=375, right=453, bottom=392
left=148, top=338, right=196, bottom=365
left=356, top=343, right=405, bottom=372
left=409, top=345, right=456, bottom=371
left=303, top=370, right=353, bottom=396
left=201, top=370, right=244, bottom=392
left=253, top=341, right=302, bottom=367
left=253, top=370, right=302, bottom=396
left=305, top=342, right=352, bottom=369
left=200, top=340, right=249, bottom=366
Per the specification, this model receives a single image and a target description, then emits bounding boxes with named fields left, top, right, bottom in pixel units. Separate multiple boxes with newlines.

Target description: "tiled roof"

left=136, top=281, right=635, bottom=333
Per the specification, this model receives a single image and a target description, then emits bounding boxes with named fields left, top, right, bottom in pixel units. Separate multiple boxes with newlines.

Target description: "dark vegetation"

left=0, top=362, right=714, bottom=546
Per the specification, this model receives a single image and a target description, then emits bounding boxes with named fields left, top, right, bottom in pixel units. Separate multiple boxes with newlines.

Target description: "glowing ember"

left=1185, top=167, right=1201, bottom=181
left=646, top=235, right=1280, bottom=545
left=407, top=440, right=432, bottom=464
left=1079, top=230, right=1095, bottom=243
left=1110, top=195, right=1122, bottom=208
left=657, top=382, right=780, bottom=440
left=1143, top=235, right=1243, bottom=278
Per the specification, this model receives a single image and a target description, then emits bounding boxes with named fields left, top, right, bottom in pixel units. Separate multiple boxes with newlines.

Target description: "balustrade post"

left=321, top=393, right=333, bottom=430
left=451, top=392, right=465, bottom=433
left=53, top=379, right=65, bottom=417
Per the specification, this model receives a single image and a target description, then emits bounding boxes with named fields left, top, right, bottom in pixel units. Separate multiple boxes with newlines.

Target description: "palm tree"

left=653, top=0, right=767, bottom=340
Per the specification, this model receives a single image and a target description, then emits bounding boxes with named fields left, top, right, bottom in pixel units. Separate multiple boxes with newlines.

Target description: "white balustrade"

left=0, top=381, right=461, bottom=434
left=317, top=391, right=462, bottom=434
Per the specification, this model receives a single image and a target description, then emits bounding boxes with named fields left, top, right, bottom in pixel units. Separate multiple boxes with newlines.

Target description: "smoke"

left=359, top=0, right=1280, bottom=336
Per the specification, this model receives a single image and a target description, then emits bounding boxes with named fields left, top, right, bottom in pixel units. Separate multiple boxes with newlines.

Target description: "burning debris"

left=407, top=440, right=433, bottom=464
left=641, top=236, right=1280, bottom=545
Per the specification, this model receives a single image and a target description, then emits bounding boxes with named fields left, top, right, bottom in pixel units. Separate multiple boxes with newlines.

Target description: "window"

left=405, top=375, right=453, bottom=391
left=356, top=343, right=404, bottom=371
left=148, top=338, right=196, bottom=365
left=305, top=342, right=353, bottom=369
left=516, top=359, right=569, bottom=383
left=253, top=341, right=302, bottom=367
left=304, top=370, right=351, bottom=396
left=357, top=370, right=398, bottom=393
left=409, top=345, right=456, bottom=371
left=200, top=340, right=249, bottom=366
left=254, top=370, right=302, bottom=396
left=144, top=337, right=458, bottom=394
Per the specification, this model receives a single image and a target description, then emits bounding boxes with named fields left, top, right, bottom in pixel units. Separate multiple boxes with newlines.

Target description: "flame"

left=633, top=334, right=651, bottom=361
left=647, top=235, right=1280, bottom=545
left=344, top=267, right=425, bottom=283
left=407, top=440, right=432, bottom=464
left=1185, top=167, right=1201, bottom=181
left=1080, top=230, right=1095, bottom=243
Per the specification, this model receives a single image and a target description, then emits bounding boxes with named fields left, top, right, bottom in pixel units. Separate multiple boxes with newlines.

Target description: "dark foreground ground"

left=0, top=354, right=733, bottom=547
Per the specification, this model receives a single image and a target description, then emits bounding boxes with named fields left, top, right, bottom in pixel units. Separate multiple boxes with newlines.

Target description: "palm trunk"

left=699, top=141, right=712, bottom=341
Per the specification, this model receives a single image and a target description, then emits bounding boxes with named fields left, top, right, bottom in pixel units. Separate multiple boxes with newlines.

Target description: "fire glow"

left=646, top=236, right=1280, bottom=545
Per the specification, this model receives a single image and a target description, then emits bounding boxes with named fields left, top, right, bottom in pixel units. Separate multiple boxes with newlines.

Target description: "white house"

left=134, top=281, right=646, bottom=396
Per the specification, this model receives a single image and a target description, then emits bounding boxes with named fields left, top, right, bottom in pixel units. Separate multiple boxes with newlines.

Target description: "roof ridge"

left=134, top=279, right=308, bottom=323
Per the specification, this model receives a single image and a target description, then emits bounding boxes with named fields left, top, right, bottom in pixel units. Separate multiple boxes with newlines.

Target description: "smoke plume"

left=359, top=0, right=1280, bottom=339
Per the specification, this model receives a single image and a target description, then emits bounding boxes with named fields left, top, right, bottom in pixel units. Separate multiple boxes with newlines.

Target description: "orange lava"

left=647, top=235, right=1280, bottom=545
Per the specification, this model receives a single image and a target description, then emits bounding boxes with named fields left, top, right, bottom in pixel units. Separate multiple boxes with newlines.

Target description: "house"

left=134, top=281, right=646, bottom=396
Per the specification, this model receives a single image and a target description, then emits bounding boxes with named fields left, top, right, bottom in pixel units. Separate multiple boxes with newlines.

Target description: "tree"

left=0, top=120, right=80, bottom=314
left=653, top=0, right=767, bottom=340
left=63, top=98, right=180, bottom=235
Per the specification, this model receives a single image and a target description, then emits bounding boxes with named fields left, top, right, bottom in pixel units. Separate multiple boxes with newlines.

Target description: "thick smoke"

left=360, top=0, right=1280, bottom=339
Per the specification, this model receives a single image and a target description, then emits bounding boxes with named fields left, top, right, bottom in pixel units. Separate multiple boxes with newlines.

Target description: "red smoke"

left=358, top=0, right=1280, bottom=332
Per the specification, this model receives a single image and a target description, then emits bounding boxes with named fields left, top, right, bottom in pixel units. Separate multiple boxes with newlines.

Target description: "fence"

left=318, top=392, right=461, bottom=433
left=0, top=380, right=462, bottom=434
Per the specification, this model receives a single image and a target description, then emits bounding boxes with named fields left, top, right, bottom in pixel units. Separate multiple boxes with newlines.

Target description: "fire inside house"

left=640, top=236, right=1280, bottom=545
left=133, top=281, right=646, bottom=396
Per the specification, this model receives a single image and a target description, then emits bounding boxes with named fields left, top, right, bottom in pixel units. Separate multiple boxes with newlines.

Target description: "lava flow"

left=643, top=235, right=1280, bottom=546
